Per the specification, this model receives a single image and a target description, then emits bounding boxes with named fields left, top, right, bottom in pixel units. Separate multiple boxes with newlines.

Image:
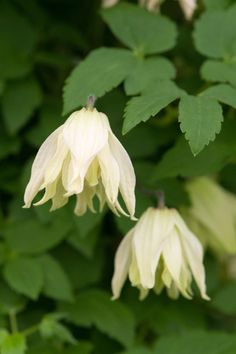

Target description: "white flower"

left=179, top=0, right=197, bottom=20
left=24, top=106, right=136, bottom=218
left=185, top=177, right=236, bottom=255
left=112, top=207, right=209, bottom=300
left=102, top=0, right=119, bottom=8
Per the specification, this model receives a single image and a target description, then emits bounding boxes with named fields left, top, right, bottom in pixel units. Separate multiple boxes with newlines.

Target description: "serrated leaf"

left=154, top=331, right=236, bottom=354
left=63, top=48, right=134, bottom=114
left=179, top=95, right=223, bottom=155
left=123, top=81, right=183, bottom=134
left=201, top=84, right=236, bottom=108
left=212, top=282, right=236, bottom=315
left=193, top=6, right=236, bottom=59
left=201, top=60, right=236, bottom=87
left=2, top=77, right=42, bottom=134
left=0, top=3, right=37, bottom=79
left=124, top=57, right=176, bottom=95
left=101, top=3, right=177, bottom=55
left=3, top=257, right=44, bottom=300
left=39, top=254, right=73, bottom=302
left=1, top=333, right=26, bottom=354
left=60, top=289, right=135, bottom=347
left=151, top=120, right=236, bottom=181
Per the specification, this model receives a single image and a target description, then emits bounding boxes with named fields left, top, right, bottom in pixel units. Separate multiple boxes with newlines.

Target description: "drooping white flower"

left=102, top=0, right=119, bottom=8
left=184, top=177, right=236, bottom=255
left=112, top=207, right=209, bottom=300
left=24, top=105, right=136, bottom=218
left=179, top=0, right=197, bottom=20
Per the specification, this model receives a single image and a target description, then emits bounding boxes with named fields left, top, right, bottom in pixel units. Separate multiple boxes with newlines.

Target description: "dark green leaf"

left=179, top=95, right=223, bottom=155
left=212, top=282, right=236, bottom=315
left=101, top=3, right=177, bottom=55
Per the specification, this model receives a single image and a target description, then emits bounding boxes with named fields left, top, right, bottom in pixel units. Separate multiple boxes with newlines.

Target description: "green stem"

left=9, top=310, right=18, bottom=333
left=22, top=324, right=39, bottom=337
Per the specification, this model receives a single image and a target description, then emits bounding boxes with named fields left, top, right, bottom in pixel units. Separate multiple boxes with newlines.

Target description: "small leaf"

left=1, top=333, right=27, bottom=354
left=201, top=60, right=236, bottom=87
left=124, top=57, right=176, bottom=95
left=63, top=48, right=134, bottom=114
left=101, top=3, right=177, bottom=55
left=179, top=95, right=223, bottom=155
left=60, top=289, right=135, bottom=347
left=3, top=257, right=44, bottom=300
left=123, top=81, right=183, bottom=134
left=193, top=6, right=236, bottom=58
left=39, top=254, right=73, bottom=302
left=2, top=77, right=42, bottom=134
left=39, top=314, right=76, bottom=344
left=201, top=84, right=236, bottom=108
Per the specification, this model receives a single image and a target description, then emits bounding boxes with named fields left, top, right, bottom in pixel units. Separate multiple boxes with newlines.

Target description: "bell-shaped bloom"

left=24, top=107, right=136, bottom=218
left=112, top=207, right=209, bottom=300
left=184, top=177, right=236, bottom=255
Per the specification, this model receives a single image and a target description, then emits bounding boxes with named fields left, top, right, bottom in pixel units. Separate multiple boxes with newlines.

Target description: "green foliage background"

left=1, top=0, right=236, bottom=353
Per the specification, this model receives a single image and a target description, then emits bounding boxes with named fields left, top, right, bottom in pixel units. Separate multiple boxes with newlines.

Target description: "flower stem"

left=156, top=190, right=165, bottom=209
left=9, top=310, right=18, bottom=333
left=86, top=95, right=96, bottom=110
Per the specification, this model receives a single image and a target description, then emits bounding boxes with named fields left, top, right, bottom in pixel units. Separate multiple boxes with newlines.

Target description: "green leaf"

left=123, top=81, right=183, bottom=134
left=0, top=131, right=20, bottom=160
left=151, top=120, right=236, bottom=181
left=39, top=314, right=76, bottom=344
left=0, top=330, right=8, bottom=346
left=212, top=282, right=236, bottom=315
left=0, top=280, right=26, bottom=315
left=179, top=95, right=223, bottom=155
left=154, top=331, right=236, bottom=354
left=39, top=254, right=73, bottom=302
left=68, top=227, right=99, bottom=258
left=201, top=84, right=236, bottom=108
left=3, top=214, right=72, bottom=255
left=60, top=289, right=135, bottom=347
left=193, top=6, right=236, bottom=59
left=1, top=333, right=26, bottom=354
left=0, top=3, right=37, bottom=79
left=63, top=48, right=134, bottom=114
left=203, top=0, right=232, bottom=10
left=2, top=77, right=42, bottom=134
left=124, top=57, right=176, bottom=95
left=3, top=257, right=44, bottom=300
left=65, top=342, right=93, bottom=354
left=101, top=3, right=177, bottom=55
left=120, top=348, right=152, bottom=354
left=201, top=60, right=236, bottom=87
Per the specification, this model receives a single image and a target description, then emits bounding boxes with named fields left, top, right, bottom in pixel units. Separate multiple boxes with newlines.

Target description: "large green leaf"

left=201, top=60, right=236, bottom=87
left=3, top=257, right=44, bottom=300
left=1, top=333, right=26, bottom=354
left=101, top=3, right=177, bottom=55
left=123, top=81, right=184, bottom=134
left=124, top=57, right=176, bottom=95
left=63, top=48, right=134, bottom=114
left=60, top=289, right=135, bottom=347
left=203, top=0, right=232, bottom=10
left=2, top=77, right=42, bottom=134
left=154, top=331, right=236, bottom=354
left=39, top=254, right=74, bottom=302
left=179, top=95, right=223, bottom=155
left=193, top=6, right=236, bottom=58
left=201, top=84, right=236, bottom=108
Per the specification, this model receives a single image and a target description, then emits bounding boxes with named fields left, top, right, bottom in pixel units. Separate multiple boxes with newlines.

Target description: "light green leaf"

left=3, top=214, right=72, bottom=255
left=68, top=227, right=99, bottom=258
left=212, top=282, right=236, bottom=315
left=0, top=3, right=37, bottom=79
left=193, top=6, right=236, bottom=58
left=154, top=331, right=236, bottom=354
left=0, top=330, right=8, bottom=346
left=123, top=81, right=184, bottom=134
left=124, top=57, right=176, bottom=95
left=1, top=333, right=26, bottom=354
left=60, top=289, right=135, bottom=347
left=201, top=60, right=236, bottom=87
left=101, top=3, right=177, bottom=55
left=201, top=84, right=236, bottom=108
left=63, top=48, right=134, bottom=114
left=39, top=314, right=76, bottom=344
left=151, top=120, right=236, bottom=181
left=3, top=257, right=44, bottom=300
left=2, top=77, right=42, bottom=134
left=39, top=254, right=73, bottom=302
left=179, top=95, right=223, bottom=155
left=203, top=0, right=232, bottom=10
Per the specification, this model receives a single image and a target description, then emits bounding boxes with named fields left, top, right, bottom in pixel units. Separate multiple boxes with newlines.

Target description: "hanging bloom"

left=24, top=99, right=136, bottom=218
left=179, top=0, right=197, bottom=20
left=184, top=177, right=236, bottom=255
left=102, top=0, right=119, bottom=7
left=112, top=207, right=209, bottom=300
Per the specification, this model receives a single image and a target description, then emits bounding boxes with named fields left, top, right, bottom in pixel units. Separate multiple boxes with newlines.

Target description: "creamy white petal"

left=74, top=186, right=96, bottom=216
left=109, top=132, right=136, bottom=217
left=179, top=0, right=197, bottom=20
left=112, top=230, right=134, bottom=299
left=50, top=179, right=69, bottom=211
left=24, top=127, right=63, bottom=207
left=34, top=180, right=58, bottom=206
left=98, top=144, right=120, bottom=204
left=63, top=108, right=109, bottom=164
